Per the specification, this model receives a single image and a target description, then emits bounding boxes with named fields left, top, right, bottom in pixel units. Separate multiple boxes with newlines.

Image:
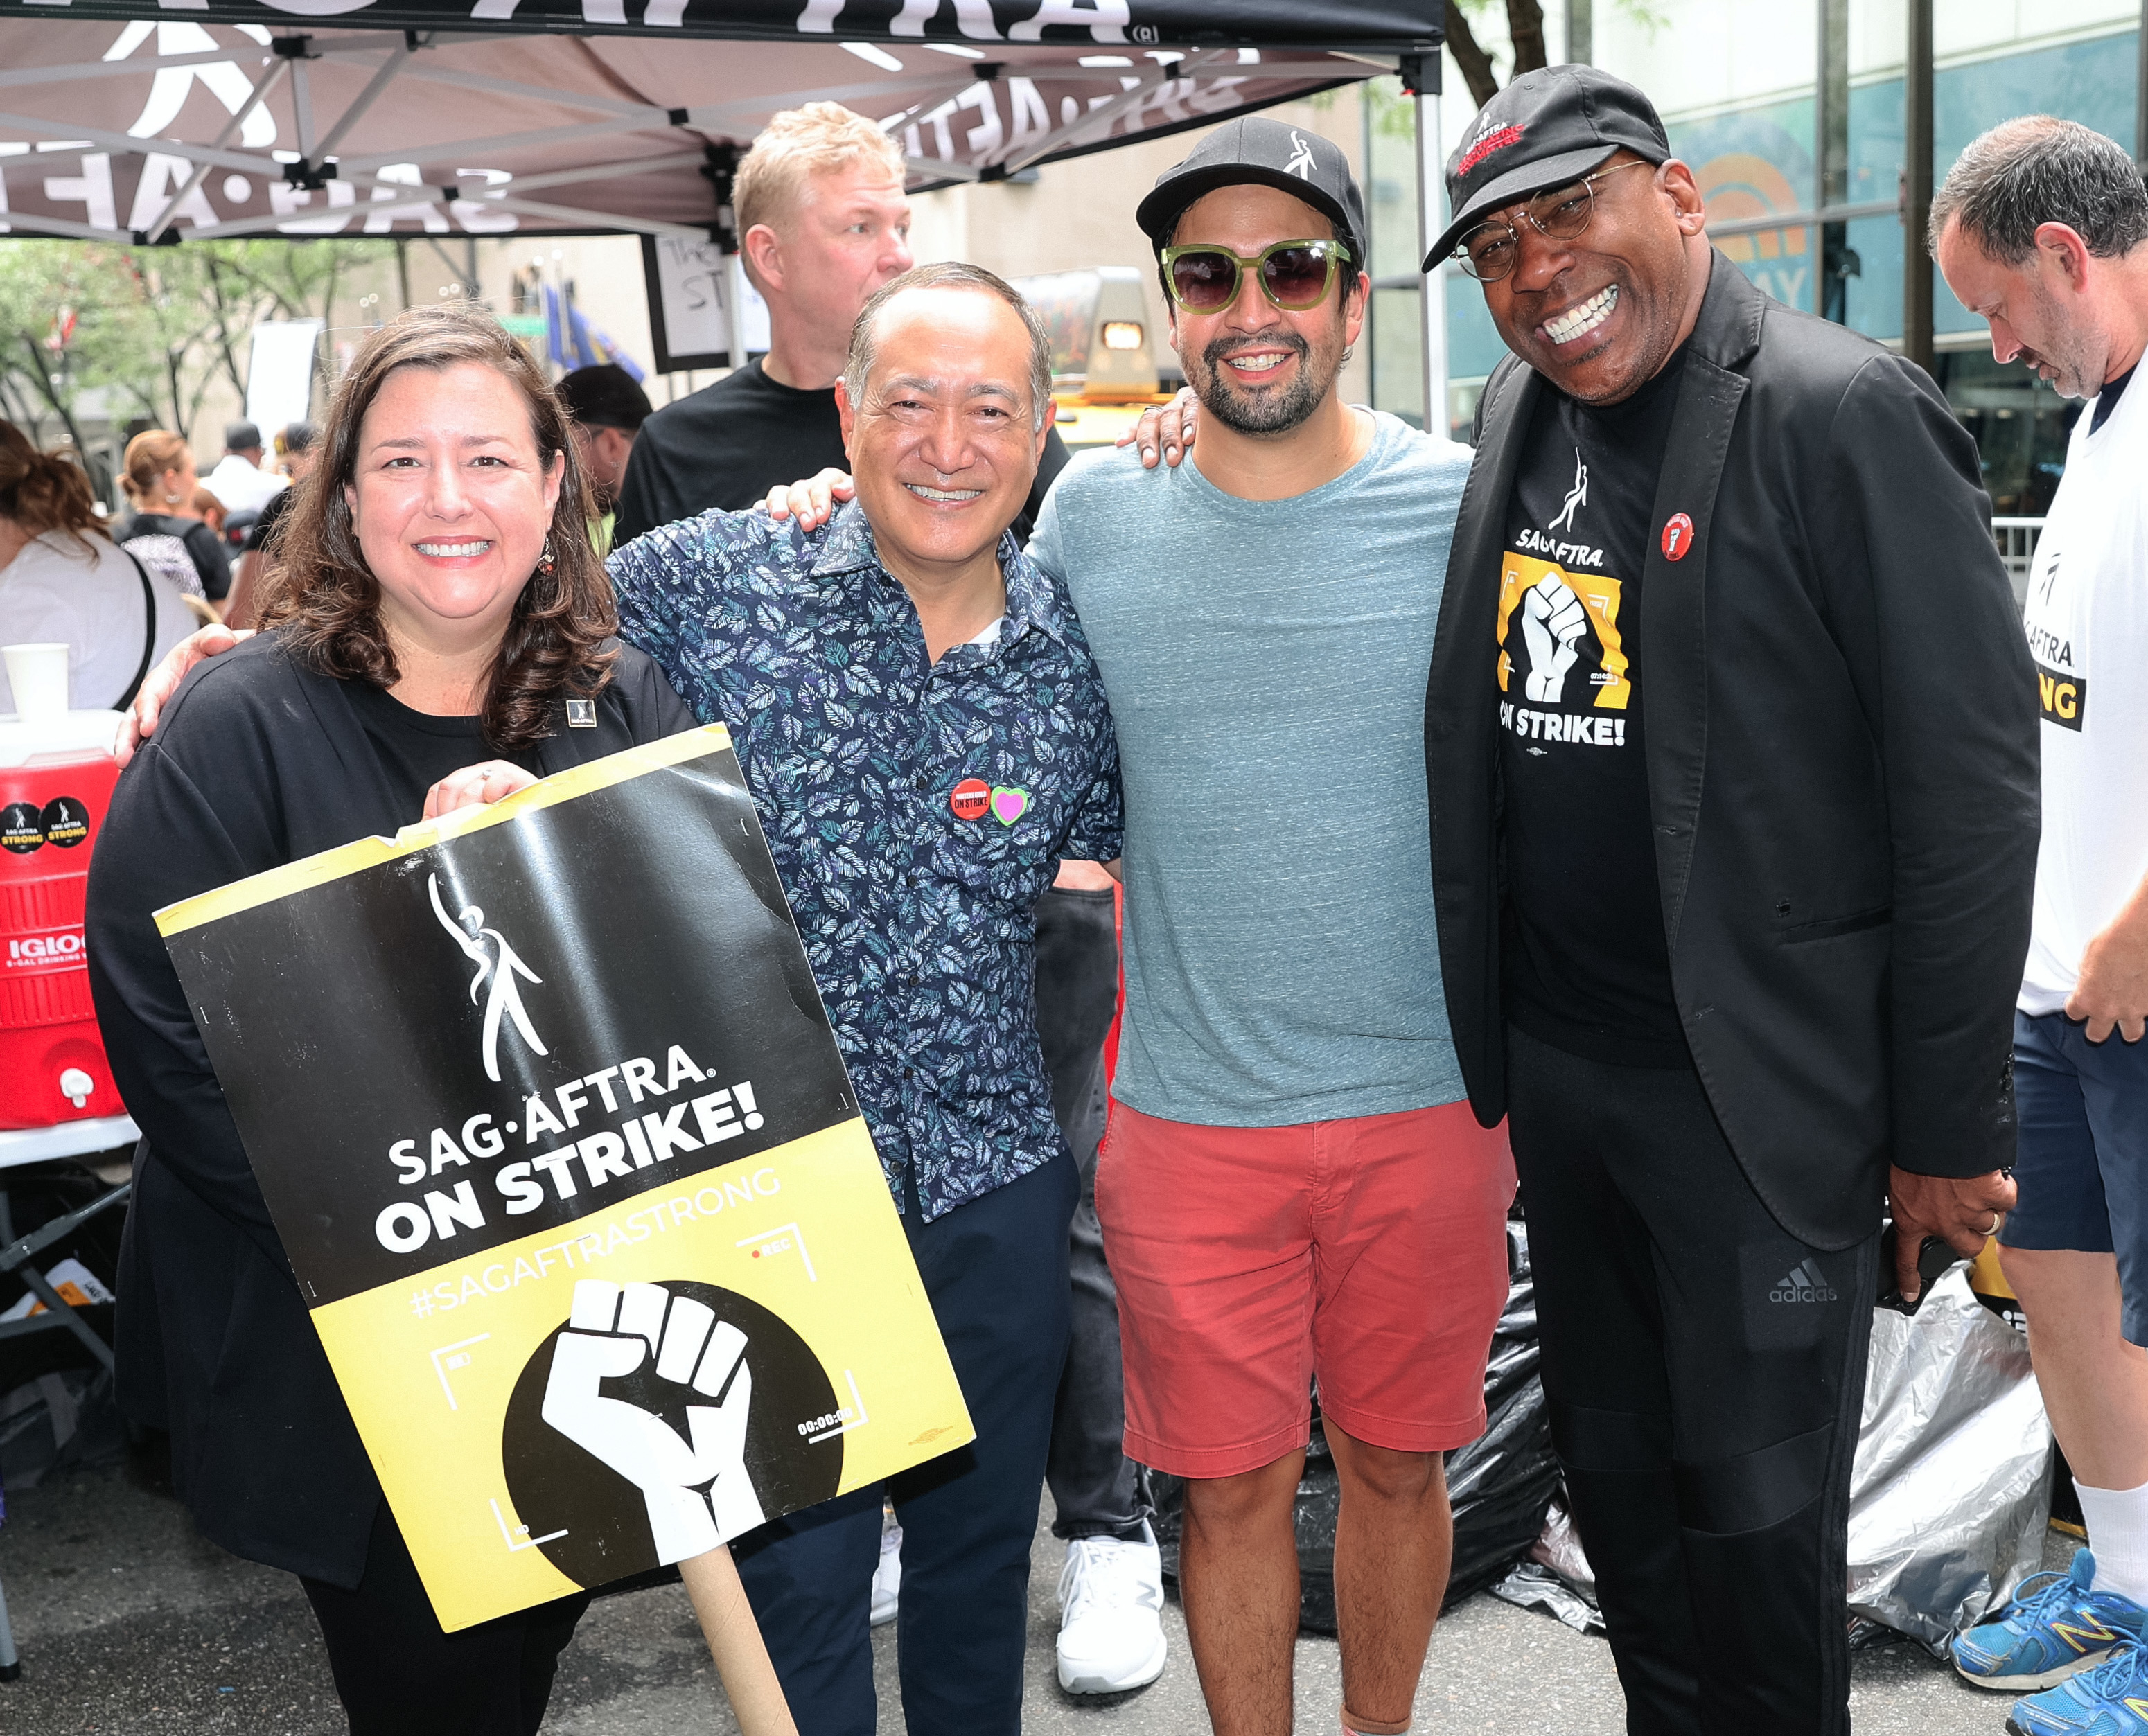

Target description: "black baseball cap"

left=1136, top=116, right=1366, bottom=263
left=557, top=364, right=653, bottom=433
left=1425, top=65, right=1671, bottom=271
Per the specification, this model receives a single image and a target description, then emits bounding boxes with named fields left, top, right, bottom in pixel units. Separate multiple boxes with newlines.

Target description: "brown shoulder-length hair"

left=256, top=303, right=615, bottom=750
left=0, top=420, right=105, bottom=549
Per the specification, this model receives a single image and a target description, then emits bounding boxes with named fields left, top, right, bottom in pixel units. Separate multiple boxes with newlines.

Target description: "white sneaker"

left=870, top=1516, right=901, bottom=1627
left=1055, top=1523, right=1168, bottom=1694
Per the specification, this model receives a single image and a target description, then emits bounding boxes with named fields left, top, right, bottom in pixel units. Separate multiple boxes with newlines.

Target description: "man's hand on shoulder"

left=1116, top=388, right=1197, bottom=470
left=116, top=624, right=253, bottom=768
left=760, top=468, right=854, bottom=534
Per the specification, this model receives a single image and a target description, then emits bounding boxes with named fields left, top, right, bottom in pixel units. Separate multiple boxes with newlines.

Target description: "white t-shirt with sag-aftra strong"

left=2018, top=366, right=2148, bottom=1015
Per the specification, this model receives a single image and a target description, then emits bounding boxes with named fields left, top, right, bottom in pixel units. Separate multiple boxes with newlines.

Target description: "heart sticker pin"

left=990, top=786, right=1030, bottom=826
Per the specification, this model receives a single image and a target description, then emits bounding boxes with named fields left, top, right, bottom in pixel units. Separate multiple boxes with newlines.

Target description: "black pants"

left=1034, top=884, right=1150, bottom=1543
left=301, top=1500, right=589, bottom=1736
left=1506, top=1025, right=1878, bottom=1736
left=732, top=1150, right=1078, bottom=1735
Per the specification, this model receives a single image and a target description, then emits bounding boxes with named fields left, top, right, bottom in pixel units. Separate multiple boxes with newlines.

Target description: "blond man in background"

left=615, top=103, right=1066, bottom=546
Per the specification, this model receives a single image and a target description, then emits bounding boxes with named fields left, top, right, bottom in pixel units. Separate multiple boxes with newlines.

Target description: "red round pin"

left=1661, top=512, right=1695, bottom=561
left=950, top=778, right=991, bottom=821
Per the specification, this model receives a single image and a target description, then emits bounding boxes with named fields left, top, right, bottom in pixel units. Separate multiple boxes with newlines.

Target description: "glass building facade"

left=1366, top=1, right=2142, bottom=511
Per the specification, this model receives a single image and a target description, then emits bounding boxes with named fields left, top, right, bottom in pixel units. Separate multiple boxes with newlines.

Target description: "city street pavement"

left=0, top=1453, right=2051, bottom=1734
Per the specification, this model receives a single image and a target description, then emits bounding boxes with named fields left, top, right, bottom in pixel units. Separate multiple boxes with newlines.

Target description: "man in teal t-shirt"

left=1028, top=121, right=1512, bottom=1736
left=766, top=120, right=1506, bottom=1736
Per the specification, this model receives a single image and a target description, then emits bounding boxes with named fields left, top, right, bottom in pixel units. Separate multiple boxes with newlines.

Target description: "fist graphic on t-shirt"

left=1520, top=574, right=1591, bottom=704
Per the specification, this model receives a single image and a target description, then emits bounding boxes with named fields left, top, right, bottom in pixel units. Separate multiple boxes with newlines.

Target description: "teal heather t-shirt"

left=1028, top=409, right=1471, bottom=1128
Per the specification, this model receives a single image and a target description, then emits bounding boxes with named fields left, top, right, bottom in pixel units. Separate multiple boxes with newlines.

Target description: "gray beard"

left=1192, top=332, right=1335, bottom=435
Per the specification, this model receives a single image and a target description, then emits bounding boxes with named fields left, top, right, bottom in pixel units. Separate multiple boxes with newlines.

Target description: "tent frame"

left=0, top=30, right=1375, bottom=247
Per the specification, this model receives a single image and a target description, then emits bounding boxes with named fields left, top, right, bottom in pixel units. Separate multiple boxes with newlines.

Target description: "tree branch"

left=1445, top=2, right=1504, bottom=109
left=1506, top=0, right=1548, bottom=78
left=204, top=258, right=252, bottom=401
left=17, top=334, right=85, bottom=456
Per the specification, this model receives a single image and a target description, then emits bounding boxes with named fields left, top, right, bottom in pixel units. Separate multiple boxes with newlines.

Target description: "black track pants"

left=1506, top=1025, right=1878, bottom=1736
left=1034, top=883, right=1150, bottom=1542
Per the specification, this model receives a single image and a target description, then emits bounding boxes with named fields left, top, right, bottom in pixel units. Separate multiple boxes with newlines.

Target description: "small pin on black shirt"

left=565, top=698, right=597, bottom=727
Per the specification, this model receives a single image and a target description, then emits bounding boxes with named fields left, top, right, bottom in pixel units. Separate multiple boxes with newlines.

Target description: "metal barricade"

left=1993, top=517, right=2045, bottom=607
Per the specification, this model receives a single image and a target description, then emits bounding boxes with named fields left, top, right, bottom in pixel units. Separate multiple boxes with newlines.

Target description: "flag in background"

left=543, top=281, right=645, bottom=382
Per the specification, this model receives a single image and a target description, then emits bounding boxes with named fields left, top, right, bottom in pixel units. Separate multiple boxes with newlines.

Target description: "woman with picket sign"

left=86, top=305, right=789, bottom=1735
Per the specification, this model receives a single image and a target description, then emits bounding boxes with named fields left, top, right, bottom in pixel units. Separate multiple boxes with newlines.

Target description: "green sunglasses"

left=1159, top=238, right=1357, bottom=313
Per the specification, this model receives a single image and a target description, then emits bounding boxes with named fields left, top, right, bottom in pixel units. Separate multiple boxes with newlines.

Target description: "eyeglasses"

left=1453, top=159, right=1655, bottom=282
left=1159, top=238, right=1356, bottom=313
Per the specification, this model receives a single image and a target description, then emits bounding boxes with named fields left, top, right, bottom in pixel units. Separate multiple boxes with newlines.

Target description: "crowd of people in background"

left=5, top=53, right=2145, bottom=1736
left=0, top=412, right=325, bottom=715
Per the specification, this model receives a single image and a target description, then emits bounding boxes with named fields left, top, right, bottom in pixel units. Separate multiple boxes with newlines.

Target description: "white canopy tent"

left=0, top=1, right=1446, bottom=405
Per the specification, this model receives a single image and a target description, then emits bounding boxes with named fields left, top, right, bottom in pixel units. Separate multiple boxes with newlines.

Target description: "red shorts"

left=1096, top=1099, right=1516, bottom=1479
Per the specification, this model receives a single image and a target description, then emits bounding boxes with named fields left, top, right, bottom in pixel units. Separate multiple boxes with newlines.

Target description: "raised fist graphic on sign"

left=1520, top=574, right=1591, bottom=705
left=540, top=1279, right=768, bottom=1562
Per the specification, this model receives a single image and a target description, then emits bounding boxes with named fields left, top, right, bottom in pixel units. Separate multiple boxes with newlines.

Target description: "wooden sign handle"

left=678, top=1545, right=800, bottom=1736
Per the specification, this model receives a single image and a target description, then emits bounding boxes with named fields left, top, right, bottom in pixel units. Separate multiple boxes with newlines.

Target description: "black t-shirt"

left=118, top=511, right=232, bottom=601
left=611, top=355, right=1071, bottom=549
left=342, top=677, right=529, bottom=796
left=2092, top=362, right=2136, bottom=434
left=1496, top=344, right=1691, bottom=1068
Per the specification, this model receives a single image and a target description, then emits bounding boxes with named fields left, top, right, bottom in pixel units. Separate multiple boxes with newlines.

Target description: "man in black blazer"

left=1422, top=67, right=2038, bottom=1733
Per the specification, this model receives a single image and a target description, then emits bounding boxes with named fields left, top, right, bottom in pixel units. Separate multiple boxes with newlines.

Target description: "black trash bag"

left=1153, top=1217, right=1558, bottom=1634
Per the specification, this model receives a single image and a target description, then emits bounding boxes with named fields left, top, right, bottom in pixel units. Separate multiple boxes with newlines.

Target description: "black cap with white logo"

left=1136, top=116, right=1366, bottom=263
left=1425, top=65, right=1671, bottom=272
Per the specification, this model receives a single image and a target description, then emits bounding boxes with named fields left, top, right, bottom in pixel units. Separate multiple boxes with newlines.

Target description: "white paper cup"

left=3, top=642, right=71, bottom=720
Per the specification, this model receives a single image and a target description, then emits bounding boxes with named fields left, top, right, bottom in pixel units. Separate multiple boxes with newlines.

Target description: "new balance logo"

left=2054, top=1615, right=2120, bottom=1654
left=1769, top=1260, right=1837, bottom=1303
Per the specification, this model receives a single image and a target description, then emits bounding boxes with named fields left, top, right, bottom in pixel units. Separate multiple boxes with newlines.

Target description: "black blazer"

left=1426, top=253, right=2040, bottom=1249
left=87, top=633, right=697, bottom=1588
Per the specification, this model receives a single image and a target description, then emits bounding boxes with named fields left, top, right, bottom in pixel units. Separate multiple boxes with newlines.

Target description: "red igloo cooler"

left=0, top=712, right=125, bottom=1129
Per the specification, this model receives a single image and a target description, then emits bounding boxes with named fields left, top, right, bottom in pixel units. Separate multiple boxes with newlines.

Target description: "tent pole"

left=1411, top=62, right=1447, bottom=439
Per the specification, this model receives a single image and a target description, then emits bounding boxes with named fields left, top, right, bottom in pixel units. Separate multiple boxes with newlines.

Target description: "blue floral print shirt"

left=608, top=502, right=1123, bottom=1220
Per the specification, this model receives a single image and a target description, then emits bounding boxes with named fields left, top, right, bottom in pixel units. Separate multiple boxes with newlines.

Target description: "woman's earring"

left=166, top=492, right=182, bottom=505
left=538, top=535, right=555, bottom=575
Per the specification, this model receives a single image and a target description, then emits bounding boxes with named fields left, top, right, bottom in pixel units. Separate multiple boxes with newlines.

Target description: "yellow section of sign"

left=155, top=724, right=735, bottom=937
left=310, top=1115, right=971, bottom=1631
left=1494, top=551, right=1631, bottom=710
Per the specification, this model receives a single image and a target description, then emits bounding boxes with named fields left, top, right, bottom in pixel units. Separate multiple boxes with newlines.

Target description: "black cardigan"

left=1425, top=253, right=2039, bottom=1249
left=85, top=631, right=698, bottom=1588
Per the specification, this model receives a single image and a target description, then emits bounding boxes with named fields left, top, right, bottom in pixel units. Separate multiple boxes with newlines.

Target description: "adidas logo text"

left=1770, top=1259, right=1836, bottom=1303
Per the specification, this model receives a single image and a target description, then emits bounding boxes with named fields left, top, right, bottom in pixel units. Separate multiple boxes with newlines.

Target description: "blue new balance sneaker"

left=2009, top=1637, right=2148, bottom=1735
left=1955, top=1550, right=2148, bottom=1692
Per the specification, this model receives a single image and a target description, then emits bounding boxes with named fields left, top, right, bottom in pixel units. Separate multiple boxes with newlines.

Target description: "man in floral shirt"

left=606, top=261, right=1120, bottom=1736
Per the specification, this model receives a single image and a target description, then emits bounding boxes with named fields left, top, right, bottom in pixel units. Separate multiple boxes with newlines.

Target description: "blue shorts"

left=2003, top=1009, right=2148, bottom=1345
